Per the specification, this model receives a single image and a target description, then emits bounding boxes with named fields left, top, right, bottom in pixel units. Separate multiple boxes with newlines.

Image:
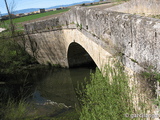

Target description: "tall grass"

left=78, top=62, right=134, bottom=120
left=0, top=99, right=29, bottom=120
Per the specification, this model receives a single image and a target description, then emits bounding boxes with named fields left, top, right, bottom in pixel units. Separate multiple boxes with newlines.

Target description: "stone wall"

left=24, top=6, right=160, bottom=73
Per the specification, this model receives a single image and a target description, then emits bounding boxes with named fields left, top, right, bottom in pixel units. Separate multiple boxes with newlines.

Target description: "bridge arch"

left=67, top=42, right=97, bottom=68
left=63, top=29, right=112, bottom=70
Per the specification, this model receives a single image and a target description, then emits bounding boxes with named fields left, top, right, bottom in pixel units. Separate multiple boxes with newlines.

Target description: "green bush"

left=78, top=62, right=134, bottom=120
left=81, top=3, right=85, bottom=6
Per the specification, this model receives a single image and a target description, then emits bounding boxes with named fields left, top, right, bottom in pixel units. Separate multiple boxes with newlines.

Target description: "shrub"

left=81, top=3, right=85, bottom=6
left=78, top=62, right=134, bottom=120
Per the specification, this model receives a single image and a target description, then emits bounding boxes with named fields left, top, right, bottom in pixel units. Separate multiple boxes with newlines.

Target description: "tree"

left=4, top=0, right=15, bottom=35
left=81, top=3, right=85, bottom=6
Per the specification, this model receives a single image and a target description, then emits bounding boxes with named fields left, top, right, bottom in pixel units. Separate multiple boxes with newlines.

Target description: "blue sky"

left=0, top=0, right=95, bottom=14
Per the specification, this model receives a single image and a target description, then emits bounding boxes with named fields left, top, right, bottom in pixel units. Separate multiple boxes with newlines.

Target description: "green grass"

left=1, top=99, right=29, bottom=120
left=78, top=62, right=135, bottom=120
left=14, top=8, right=70, bottom=23
left=0, top=8, right=70, bottom=29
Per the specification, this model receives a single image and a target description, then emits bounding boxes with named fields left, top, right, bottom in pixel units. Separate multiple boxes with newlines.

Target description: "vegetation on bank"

left=0, top=34, right=37, bottom=74
left=77, top=62, right=135, bottom=120
left=0, top=99, right=29, bottom=120
left=78, top=61, right=159, bottom=120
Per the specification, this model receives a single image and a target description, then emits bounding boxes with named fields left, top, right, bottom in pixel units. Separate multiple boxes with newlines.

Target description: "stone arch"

left=67, top=42, right=97, bottom=68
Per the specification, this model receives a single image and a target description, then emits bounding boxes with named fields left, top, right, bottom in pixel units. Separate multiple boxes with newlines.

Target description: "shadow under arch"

left=67, top=42, right=97, bottom=68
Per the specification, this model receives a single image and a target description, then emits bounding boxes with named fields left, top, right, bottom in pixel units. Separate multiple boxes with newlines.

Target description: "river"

left=0, top=65, right=96, bottom=119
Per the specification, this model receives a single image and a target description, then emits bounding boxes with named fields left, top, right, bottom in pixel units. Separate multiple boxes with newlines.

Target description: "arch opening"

left=67, top=42, right=97, bottom=68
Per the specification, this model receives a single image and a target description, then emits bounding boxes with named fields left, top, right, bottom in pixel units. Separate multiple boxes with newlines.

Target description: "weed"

left=92, top=33, right=96, bottom=37
left=130, top=58, right=139, bottom=64
left=79, top=24, right=82, bottom=30
left=2, top=99, right=29, bottom=120
left=76, top=23, right=79, bottom=28
left=70, top=22, right=75, bottom=24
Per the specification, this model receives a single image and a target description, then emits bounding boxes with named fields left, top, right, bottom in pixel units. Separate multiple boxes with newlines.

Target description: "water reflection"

left=31, top=67, right=95, bottom=107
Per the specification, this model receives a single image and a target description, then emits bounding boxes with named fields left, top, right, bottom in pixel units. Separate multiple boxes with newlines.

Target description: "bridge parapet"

left=24, top=6, right=160, bottom=73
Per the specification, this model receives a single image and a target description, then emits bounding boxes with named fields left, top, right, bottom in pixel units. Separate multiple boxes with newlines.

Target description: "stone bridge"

left=24, top=6, right=160, bottom=73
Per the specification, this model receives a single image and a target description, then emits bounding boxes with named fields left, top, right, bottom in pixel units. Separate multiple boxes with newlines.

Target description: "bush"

left=81, top=3, right=85, bottom=6
left=78, top=62, right=134, bottom=120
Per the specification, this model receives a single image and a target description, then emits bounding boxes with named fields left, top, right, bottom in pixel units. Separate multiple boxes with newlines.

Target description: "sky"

left=0, top=0, right=95, bottom=14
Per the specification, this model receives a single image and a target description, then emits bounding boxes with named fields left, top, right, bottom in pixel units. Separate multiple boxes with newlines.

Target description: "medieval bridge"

left=24, top=6, right=160, bottom=73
